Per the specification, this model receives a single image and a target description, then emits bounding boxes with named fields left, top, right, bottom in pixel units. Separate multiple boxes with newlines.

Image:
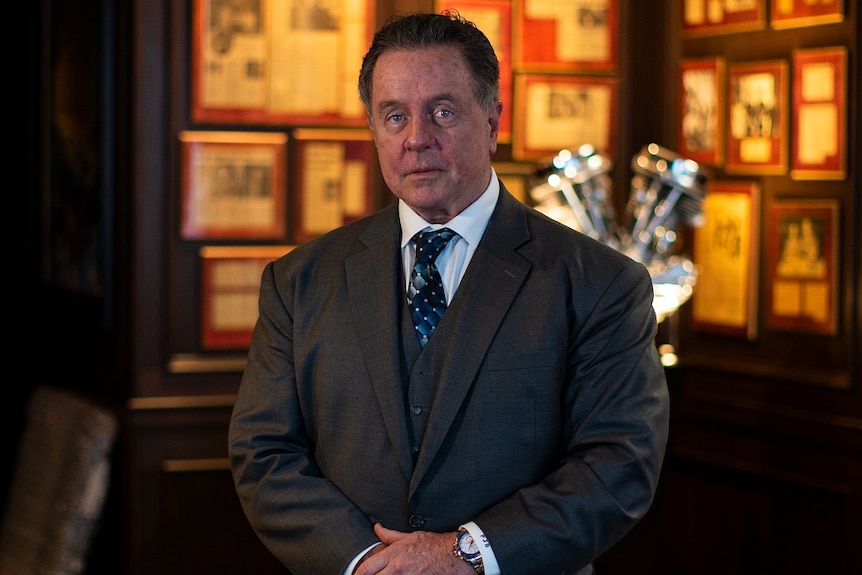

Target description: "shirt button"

left=411, top=405, right=423, bottom=415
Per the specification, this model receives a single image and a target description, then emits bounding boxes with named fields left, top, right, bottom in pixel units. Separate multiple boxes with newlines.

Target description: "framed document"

left=725, top=60, right=788, bottom=175
left=691, top=181, right=760, bottom=340
left=436, top=0, right=513, bottom=142
left=513, top=0, right=617, bottom=71
left=790, top=46, right=847, bottom=180
left=766, top=199, right=839, bottom=335
left=679, top=57, right=725, bottom=166
left=200, top=245, right=294, bottom=349
left=771, top=0, right=843, bottom=29
left=191, top=0, right=373, bottom=126
left=682, top=0, right=766, bottom=36
left=512, top=73, right=617, bottom=160
left=292, top=128, right=376, bottom=243
left=179, top=131, right=288, bottom=240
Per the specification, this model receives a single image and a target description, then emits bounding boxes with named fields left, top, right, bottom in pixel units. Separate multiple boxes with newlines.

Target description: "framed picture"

left=682, top=0, right=766, bottom=36
left=180, top=131, right=288, bottom=240
left=190, top=0, right=373, bottom=126
left=436, top=0, right=513, bottom=142
left=292, top=128, right=376, bottom=243
left=725, top=60, right=788, bottom=175
left=679, top=57, right=725, bottom=166
left=512, top=73, right=618, bottom=160
left=790, top=46, right=847, bottom=180
left=691, top=181, right=760, bottom=340
left=493, top=161, right=537, bottom=205
left=771, top=0, right=843, bottom=29
left=513, top=0, right=617, bottom=71
left=200, top=245, right=294, bottom=349
left=767, top=200, right=839, bottom=335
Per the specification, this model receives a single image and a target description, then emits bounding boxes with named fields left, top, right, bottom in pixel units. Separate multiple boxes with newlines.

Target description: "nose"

left=405, top=116, right=436, bottom=151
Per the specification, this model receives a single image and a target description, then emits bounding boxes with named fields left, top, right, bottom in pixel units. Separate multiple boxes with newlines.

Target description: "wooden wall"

left=6, top=1, right=860, bottom=573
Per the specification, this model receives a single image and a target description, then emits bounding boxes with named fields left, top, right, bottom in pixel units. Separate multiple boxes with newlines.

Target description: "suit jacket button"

left=409, top=514, right=425, bottom=528
left=411, top=405, right=423, bottom=415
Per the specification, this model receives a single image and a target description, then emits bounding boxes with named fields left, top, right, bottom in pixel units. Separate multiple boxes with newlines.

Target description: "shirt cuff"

left=345, top=542, right=382, bottom=575
left=461, top=521, right=501, bottom=575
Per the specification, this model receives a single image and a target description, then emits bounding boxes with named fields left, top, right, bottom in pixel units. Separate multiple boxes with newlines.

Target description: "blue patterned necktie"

left=408, top=227, right=457, bottom=347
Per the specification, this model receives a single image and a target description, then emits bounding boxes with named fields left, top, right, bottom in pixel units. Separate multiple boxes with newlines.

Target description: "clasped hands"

left=353, top=523, right=476, bottom=575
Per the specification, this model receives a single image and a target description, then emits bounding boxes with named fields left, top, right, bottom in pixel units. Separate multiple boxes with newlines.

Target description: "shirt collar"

left=399, top=168, right=500, bottom=248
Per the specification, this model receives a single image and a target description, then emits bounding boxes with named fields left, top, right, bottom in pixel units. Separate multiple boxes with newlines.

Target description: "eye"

left=386, top=113, right=404, bottom=124
left=434, top=108, right=454, bottom=121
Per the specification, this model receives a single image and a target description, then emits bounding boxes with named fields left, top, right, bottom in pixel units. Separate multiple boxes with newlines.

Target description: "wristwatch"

left=453, top=527, right=484, bottom=574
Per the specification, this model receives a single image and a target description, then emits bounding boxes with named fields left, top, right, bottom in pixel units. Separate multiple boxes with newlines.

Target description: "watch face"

left=458, top=530, right=481, bottom=558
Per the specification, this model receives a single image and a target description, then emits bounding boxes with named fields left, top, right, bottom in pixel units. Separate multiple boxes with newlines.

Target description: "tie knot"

left=414, top=228, right=457, bottom=265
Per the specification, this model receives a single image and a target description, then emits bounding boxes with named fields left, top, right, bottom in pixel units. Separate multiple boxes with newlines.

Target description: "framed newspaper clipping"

left=291, top=128, right=376, bottom=243
left=191, top=0, right=373, bottom=126
left=514, top=0, right=617, bottom=72
left=790, top=46, right=847, bottom=180
left=512, top=73, right=617, bottom=160
left=179, top=131, right=288, bottom=240
left=200, top=245, right=295, bottom=349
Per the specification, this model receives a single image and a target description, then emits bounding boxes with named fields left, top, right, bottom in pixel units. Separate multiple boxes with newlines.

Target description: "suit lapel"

left=410, top=190, right=533, bottom=493
left=345, top=207, right=415, bottom=480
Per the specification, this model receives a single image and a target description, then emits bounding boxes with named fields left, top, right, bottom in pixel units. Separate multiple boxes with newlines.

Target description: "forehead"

left=371, top=45, right=472, bottom=99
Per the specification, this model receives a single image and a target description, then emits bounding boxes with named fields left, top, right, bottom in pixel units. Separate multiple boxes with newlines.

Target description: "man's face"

left=367, top=45, right=501, bottom=223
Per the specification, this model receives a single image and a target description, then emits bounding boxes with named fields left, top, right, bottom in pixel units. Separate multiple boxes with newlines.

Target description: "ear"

left=488, top=100, right=503, bottom=153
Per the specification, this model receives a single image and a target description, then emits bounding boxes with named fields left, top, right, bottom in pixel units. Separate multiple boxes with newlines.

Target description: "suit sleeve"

left=474, top=257, right=670, bottom=574
left=228, top=261, right=379, bottom=574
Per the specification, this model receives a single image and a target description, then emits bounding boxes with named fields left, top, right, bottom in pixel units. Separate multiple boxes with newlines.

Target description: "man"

left=229, top=11, right=669, bottom=575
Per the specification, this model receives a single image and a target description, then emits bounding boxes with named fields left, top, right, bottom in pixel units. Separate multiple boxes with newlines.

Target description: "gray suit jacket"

left=229, top=186, right=669, bottom=575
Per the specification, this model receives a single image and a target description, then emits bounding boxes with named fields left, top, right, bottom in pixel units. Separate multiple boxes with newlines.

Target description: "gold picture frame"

left=770, top=0, right=843, bottom=29
left=691, top=180, right=760, bottom=340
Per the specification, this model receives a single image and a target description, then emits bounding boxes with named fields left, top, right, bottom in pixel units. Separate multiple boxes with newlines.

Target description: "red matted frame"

left=435, top=0, right=513, bottom=142
left=771, top=0, right=843, bottom=29
left=691, top=180, right=760, bottom=340
left=682, top=0, right=766, bottom=36
left=190, top=0, right=373, bottom=126
left=513, top=0, right=617, bottom=72
left=200, top=245, right=295, bottom=349
left=679, top=57, right=725, bottom=166
left=512, top=73, right=618, bottom=161
left=180, top=131, right=288, bottom=240
left=725, top=59, right=788, bottom=175
left=790, top=46, right=847, bottom=180
left=292, top=128, right=376, bottom=243
left=766, top=199, right=839, bottom=335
